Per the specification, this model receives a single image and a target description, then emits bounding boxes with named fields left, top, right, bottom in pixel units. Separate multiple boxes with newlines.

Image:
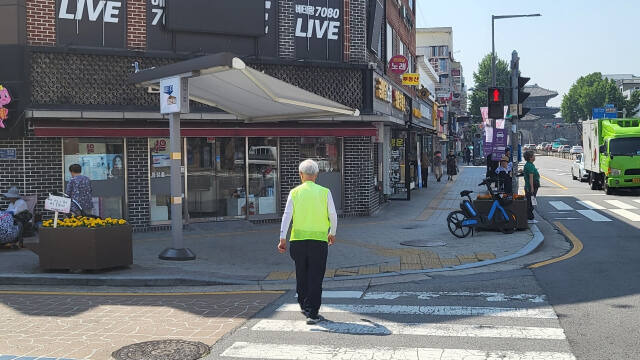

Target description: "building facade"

left=0, top=0, right=431, bottom=230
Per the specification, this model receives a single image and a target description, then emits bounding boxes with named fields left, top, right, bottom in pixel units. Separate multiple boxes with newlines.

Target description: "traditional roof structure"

left=521, top=84, right=560, bottom=120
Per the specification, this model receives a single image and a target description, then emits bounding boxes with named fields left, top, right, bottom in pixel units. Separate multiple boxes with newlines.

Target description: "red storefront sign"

left=388, top=55, right=408, bottom=74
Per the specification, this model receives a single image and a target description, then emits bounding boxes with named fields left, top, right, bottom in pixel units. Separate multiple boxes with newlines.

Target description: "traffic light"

left=517, top=75, right=530, bottom=117
left=487, top=87, right=504, bottom=119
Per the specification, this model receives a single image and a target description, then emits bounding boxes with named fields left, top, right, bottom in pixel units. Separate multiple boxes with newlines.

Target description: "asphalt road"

left=530, top=154, right=640, bottom=360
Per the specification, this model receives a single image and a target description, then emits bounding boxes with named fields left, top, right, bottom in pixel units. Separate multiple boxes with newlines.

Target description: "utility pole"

left=510, top=51, right=520, bottom=192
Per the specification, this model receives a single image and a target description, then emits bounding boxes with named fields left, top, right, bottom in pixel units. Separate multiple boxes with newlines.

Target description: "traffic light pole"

left=510, top=51, right=520, bottom=193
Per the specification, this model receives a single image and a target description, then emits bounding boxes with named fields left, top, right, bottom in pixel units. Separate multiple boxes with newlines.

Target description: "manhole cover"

left=400, top=240, right=447, bottom=247
left=112, top=340, right=210, bottom=360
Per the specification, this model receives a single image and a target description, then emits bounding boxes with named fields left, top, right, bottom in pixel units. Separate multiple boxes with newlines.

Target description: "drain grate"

left=400, top=240, right=447, bottom=247
left=112, top=340, right=210, bottom=360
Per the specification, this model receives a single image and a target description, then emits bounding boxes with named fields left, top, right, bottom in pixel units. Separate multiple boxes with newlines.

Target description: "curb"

left=0, top=226, right=544, bottom=289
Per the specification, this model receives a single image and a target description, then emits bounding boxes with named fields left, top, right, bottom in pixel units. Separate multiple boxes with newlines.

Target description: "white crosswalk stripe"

left=604, top=200, right=637, bottom=210
left=217, top=289, right=575, bottom=360
left=577, top=200, right=606, bottom=210
left=251, top=319, right=567, bottom=339
left=221, top=342, right=576, bottom=360
left=576, top=210, right=612, bottom=222
left=549, top=201, right=573, bottom=211
left=609, top=209, right=640, bottom=222
left=276, top=303, right=558, bottom=318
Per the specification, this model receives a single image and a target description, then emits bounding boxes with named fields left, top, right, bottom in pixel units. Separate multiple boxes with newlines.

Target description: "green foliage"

left=623, top=90, right=640, bottom=117
left=469, top=54, right=511, bottom=119
left=561, top=72, right=639, bottom=122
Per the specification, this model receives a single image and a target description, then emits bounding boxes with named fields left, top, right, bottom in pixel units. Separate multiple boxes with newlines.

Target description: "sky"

left=415, top=0, right=640, bottom=110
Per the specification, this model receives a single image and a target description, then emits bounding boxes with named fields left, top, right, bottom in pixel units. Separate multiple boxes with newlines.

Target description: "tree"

left=623, top=90, right=640, bottom=117
left=561, top=72, right=640, bottom=122
left=469, top=54, right=511, bottom=119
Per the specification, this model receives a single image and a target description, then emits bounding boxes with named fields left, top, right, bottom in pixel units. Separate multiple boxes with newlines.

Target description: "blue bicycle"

left=446, top=178, right=517, bottom=238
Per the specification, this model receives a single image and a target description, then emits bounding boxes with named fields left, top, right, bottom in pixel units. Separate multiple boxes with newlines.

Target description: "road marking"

left=251, top=319, right=566, bottom=339
left=577, top=200, right=606, bottom=210
left=540, top=175, right=569, bottom=190
left=221, top=342, right=577, bottom=360
left=549, top=201, right=573, bottom=211
left=609, top=209, right=640, bottom=222
left=604, top=200, right=637, bottom=210
left=276, top=304, right=557, bottom=319
left=529, top=222, right=583, bottom=269
left=362, top=291, right=546, bottom=303
left=295, top=291, right=363, bottom=299
left=553, top=218, right=581, bottom=220
left=635, top=199, right=640, bottom=205
left=576, top=210, right=612, bottom=222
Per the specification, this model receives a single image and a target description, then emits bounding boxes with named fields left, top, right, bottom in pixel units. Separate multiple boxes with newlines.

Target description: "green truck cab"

left=582, top=118, right=640, bottom=194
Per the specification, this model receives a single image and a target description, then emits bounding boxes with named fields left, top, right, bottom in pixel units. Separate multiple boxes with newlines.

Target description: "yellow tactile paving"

left=264, top=271, right=293, bottom=281
left=476, top=252, right=497, bottom=260
left=401, top=263, right=423, bottom=271
left=440, top=257, right=461, bottom=267
left=358, top=265, right=381, bottom=275
left=324, top=269, right=336, bottom=278
left=335, top=267, right=360, bottom=277
left=400, top=254, right=421, bottom=264
left=379, top=264, right=401, bottom=273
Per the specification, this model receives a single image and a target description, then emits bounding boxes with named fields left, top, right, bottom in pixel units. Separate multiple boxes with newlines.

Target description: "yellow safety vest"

left=290, top=181, right=330, bottom=242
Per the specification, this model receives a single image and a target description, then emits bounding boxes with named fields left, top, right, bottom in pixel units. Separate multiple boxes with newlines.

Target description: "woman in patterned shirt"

left=66, top=164, right=93, bottom=215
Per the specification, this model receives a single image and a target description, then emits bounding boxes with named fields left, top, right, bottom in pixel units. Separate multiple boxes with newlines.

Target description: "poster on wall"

left=294, top=0, right=343, bottom=61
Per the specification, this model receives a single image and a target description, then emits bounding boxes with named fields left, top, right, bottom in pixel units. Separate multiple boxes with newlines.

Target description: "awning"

left=130, top=53, right=360, bottom=122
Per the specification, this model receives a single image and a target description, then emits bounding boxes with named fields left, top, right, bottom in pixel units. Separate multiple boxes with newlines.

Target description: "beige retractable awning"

left=130, top=52, right=359, bottom=122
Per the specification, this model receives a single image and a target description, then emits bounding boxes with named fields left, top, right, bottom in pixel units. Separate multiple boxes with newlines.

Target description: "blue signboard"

left=592, top=107, right=605, bottom=119
left=0, top=148, right=17, bottom=159
left=604, top=104, right=617, bottom=119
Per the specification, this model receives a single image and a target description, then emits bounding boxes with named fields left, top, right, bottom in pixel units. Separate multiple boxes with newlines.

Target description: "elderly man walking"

left=279, top=159, right=337, bottom=325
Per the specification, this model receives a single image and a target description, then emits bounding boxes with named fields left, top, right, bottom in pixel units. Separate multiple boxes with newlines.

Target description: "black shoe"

left=300, top=309, right=310, bottom=318
left=306, top=314, right=325, bottom=325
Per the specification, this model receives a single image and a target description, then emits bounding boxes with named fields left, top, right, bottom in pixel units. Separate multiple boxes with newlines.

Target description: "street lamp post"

left=491, top=14, right=541, bottom=87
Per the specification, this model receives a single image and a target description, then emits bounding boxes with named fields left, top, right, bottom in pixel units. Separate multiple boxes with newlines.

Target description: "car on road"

left=569, top=145, right=583, bottom=154
left=571, top=153, right=588, bottom=182
left=544, top=143, right=553, bottom=151
left=560, top=145, right=571, bottom=153
left=523, top=144, right=537, bottom=151
left=536, top=143, right=548, bottom=151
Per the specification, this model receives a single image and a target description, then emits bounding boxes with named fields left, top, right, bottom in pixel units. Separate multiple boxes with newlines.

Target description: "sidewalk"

left=0, top=166, right=539, bottom=288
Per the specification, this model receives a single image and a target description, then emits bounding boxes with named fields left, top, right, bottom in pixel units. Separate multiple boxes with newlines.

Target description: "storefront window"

left=389, top=130, right=408, bottom=199
left=149, top=138, right=184, bottom=223
left=300, top=137, right=343, bottom=211
left=248, top=138, right=278, bottom=217
left=186, top=137, right=246, bottom=219
left=63, top=138, right=125, bottom=218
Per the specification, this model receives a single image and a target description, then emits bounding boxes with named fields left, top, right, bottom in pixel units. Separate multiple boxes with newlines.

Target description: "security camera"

left=368, top=62, right=377, bottom=70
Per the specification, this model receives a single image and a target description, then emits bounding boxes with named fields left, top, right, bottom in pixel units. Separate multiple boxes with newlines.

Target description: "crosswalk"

left=547, top=198, right=640, bottom=222
left=213, top=290, right=575, bottom=360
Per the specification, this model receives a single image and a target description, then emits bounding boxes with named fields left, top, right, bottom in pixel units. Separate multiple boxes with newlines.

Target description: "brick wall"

left=26, top=0, right=56, bottom=46
left=385, top=0, right=415, bottom=54
left=348, top=0, right=367, bottom=64
left=278, top=137, right=301, bottom=211
left=278, top=0, right=295, bottom=59
left=127, top=0, right=147, bottom=49
left=343, top=0, right=350, bottom=62
left=126, top=137, right=150, bottom=230
left=0, top=134, right=62, bottom=217
left=343, top=136, right=374, bottom=216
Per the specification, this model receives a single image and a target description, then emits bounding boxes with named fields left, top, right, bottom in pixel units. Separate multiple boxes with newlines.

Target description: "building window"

left=439, top=59, right=447, bottom=72
left=386, top=23, right=393, bottom=62
left=62, top=138, right=125, bottom=218
left=399, top=41, right=404, bottom=57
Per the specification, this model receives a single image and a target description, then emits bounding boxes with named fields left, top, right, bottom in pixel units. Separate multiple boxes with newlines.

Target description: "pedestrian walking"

left=446, top=150, right=458, bottom=181
left=523, top=150, right=540, bottom=224
left=278, top=159, right=337, bottom=325
left=66, top=164, right=93, bottom=215
left=420, top=152, right=429, bottom=189
left=464, top=147, right=471, bottom=165
left=432, top=151, right=443, bottom=182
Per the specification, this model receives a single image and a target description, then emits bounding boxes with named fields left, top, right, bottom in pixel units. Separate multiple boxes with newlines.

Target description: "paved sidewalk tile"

left=0, top=292, right=281, bottom=359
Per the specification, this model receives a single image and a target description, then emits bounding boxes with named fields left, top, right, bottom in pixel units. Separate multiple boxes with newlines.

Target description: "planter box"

left=473, top=199, right=529, bottom=230
left=38, top=225, right=133, bottom=271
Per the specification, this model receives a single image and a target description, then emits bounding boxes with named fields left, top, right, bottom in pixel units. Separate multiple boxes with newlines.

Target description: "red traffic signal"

left=487, top=87, right=504, bottom=119
left=491, top=88, right=501, bottom=103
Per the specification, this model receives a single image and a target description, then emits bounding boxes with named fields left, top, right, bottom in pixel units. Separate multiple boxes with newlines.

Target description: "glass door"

left=300, top=137, right=343, bottom=211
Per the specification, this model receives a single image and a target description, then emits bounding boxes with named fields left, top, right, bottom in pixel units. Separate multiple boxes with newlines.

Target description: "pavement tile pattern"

left=0, top=292, right=282, bottom=360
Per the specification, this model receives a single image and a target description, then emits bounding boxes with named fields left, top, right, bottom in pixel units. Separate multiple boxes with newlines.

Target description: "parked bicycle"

left=446, top=178, right=517, bottom=238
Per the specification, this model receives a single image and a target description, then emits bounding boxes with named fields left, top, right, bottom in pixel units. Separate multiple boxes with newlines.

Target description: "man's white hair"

left=299, top=159, right=320, bottom=176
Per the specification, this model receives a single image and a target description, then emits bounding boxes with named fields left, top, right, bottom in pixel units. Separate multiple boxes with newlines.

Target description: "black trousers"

left=421, top=167, right=428, bottom=188
left=289, top=240, right=328, bottom=317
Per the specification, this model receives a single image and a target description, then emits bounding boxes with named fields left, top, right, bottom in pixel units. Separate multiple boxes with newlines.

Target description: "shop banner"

left=492, top=128, right=508, bottom=158
left=401, top=73, right=419, bottom=85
